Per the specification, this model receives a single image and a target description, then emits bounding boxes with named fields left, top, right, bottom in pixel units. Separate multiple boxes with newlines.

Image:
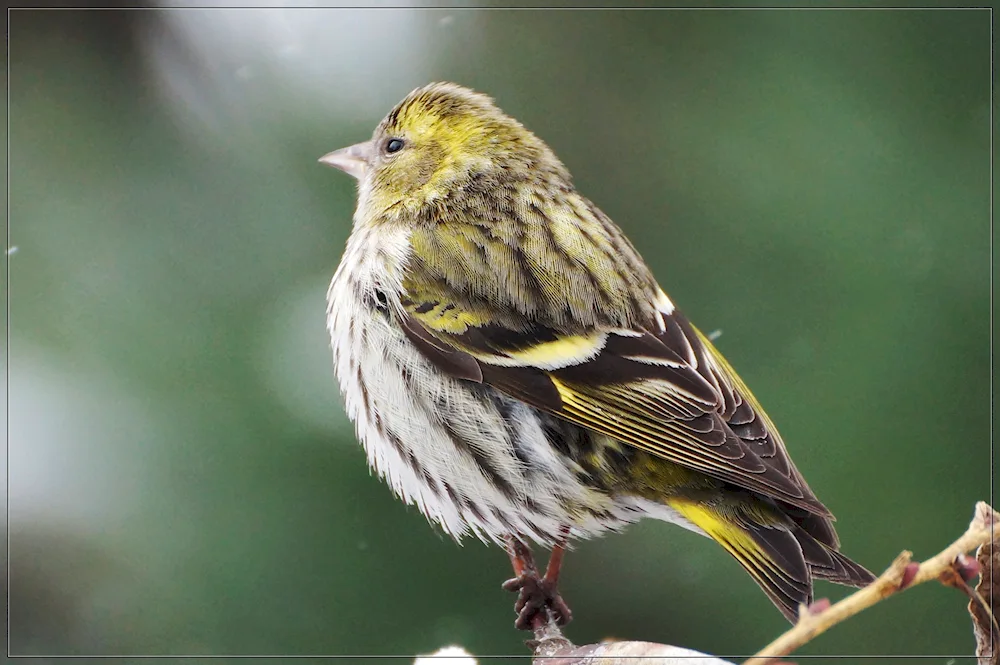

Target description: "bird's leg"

left=506, top=536, right=539, bottom=578
left=502, top=528, right=573, bottom=630
left=539, top=527, right=573, bottom=626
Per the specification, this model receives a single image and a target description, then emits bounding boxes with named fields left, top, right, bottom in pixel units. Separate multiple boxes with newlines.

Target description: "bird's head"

left=321, top=82, right=570, bottom=220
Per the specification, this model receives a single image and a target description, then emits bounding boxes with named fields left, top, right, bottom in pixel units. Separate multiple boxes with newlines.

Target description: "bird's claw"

left=503, top=572, right=573, bottom=630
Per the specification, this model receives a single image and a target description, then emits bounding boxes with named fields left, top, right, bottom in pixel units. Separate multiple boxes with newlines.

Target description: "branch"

left=529, top=616, right=736, bottom=665
left=744, top=501, right=999, bottom=665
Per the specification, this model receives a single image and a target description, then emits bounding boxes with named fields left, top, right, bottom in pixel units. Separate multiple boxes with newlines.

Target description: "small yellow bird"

left=321, top=82, right=873, bottom=629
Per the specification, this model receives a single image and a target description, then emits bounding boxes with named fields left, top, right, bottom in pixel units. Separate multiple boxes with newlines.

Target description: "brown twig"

left=744, top=501, right=999, bottom=665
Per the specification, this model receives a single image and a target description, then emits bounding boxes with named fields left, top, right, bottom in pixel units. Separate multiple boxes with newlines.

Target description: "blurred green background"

left=8, top=6, right=991, bottom=661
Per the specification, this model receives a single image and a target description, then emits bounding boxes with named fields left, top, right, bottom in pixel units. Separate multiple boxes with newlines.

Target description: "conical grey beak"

left=319, top=141, right=373, bottom=180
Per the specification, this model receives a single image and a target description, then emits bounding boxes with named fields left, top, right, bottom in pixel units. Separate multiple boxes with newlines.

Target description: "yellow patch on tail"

left=669, top=500, right=759, bottom=561
left=668, top=498, right=802, bottom=618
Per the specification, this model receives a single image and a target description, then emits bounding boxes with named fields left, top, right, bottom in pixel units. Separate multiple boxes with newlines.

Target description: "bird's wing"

left=398, top=288, right=831, bottom=517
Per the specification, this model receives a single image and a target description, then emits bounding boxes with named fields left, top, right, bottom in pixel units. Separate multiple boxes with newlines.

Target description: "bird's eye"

left=386, top=138, right=404, bottom=154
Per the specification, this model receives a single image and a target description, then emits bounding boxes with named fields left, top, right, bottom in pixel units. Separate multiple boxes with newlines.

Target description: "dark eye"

left=385, top=138, right=404, bottom=154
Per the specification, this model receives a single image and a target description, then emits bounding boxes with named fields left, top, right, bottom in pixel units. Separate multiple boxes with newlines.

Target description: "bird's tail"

left=668, top=498, right=875, bottom=623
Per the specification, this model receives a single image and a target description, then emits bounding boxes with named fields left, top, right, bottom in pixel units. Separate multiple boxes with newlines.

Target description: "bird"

left=319, top=81, right=874, bottom=630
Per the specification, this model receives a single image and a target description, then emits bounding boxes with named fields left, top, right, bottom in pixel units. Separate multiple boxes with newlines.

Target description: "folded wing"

left=399, top=291, right=831, bottom=517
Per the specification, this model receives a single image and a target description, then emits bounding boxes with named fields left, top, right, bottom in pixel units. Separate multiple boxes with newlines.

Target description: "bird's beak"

left=318, top=141, right=373, bottom=180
